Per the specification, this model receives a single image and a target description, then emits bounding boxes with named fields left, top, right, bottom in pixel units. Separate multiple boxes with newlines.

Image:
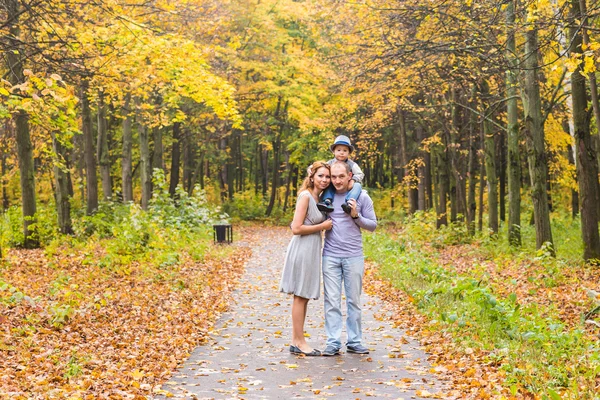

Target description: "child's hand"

left=307, top=166, right=313, bottom=176
left=347, top=180, right=354, bottom=190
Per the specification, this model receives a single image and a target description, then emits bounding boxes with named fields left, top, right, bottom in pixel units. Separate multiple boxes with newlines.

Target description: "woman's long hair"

left=299, top=161, right=330, bottom=193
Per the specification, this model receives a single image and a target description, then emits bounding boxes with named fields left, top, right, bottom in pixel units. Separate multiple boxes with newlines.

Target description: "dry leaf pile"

left=365, top=234, right=600, bottom=399
left=364, top=264, right=507, bottom=399
left=0, top=244, right=250, bottom=398
left=436, top=244, right=600, bottom=329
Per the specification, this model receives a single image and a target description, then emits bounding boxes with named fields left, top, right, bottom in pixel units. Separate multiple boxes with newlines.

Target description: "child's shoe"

left=341, top=202, right=352, bottom=214
left=317, top=200, right=334, bottom=213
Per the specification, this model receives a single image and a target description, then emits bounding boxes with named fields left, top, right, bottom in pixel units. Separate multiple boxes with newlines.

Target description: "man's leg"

left=322, top=256, right=343, bottom=351
left=342, top=256, right=365, bottom=347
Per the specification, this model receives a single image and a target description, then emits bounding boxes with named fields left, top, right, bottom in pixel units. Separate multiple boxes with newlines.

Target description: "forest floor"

left=3, top=223, right=598, bottom=398
left=153, top=225, right=453, bottom=399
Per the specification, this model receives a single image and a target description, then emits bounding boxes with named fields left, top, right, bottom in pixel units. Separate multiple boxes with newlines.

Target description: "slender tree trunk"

left=2, top=136, right=9, bottom=210
left=499, top=130, right=506, bottom=222
left=478, top=121, right=486, bottom=232
left=579, top=0, right=600, bottom=175
left=260, top=143, right=269, bottom=197
left=218, top=137, right=228, bottom=201
left=436, top=133, right=450, bottom=228
left=283, top=154, right=293, bottom=212
left=398, top=109, right=418, bottom=213
left=5, top=0, right=38, bottom=247
left=266, top=100, right=287, bottom=216
left=467, top=94, right=478, bottom=234
left=226, top=134, right=235, bottom=199
left=266, top=132, right=282, bottom=217
left=97, top=90, right=112, bottom=200
left=425, top=149, right=433, bottom=210
left=522, top=25, right=554, bottom=253
left=506, top=0, right=522, bottom=246
left=569, top=0, right=600, bottom=260
left=567, top=143, right=579, bottom=218
left=121, top=94, right=133, bottom=202
left=152, top=126, right=164, bottom=172
left=292, top=166, right=299, bottom=199
left=137, top=105, right=152, bottom=210
left=81, top=80, right=98, bottom=215
left=51, top=132, right=73, bottom=234
left=169, top=122, right=182, bottom=197
left=416, top=124, right=427, bottom=211
left=199, top=151, right=205, bottom=190
left=484, top=119, right=499, bottom=234
left=182, top=131, right=194, bottom=194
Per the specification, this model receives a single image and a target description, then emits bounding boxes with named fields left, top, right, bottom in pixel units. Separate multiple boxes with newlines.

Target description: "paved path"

left=155, top=227, right=448, bottom=399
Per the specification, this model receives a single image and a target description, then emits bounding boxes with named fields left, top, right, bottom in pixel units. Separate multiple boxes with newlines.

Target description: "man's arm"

left=354, top=193, right=377, bottom=232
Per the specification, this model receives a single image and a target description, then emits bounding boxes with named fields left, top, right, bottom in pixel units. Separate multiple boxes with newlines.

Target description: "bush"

left=222, top=190, right=266, bottom=221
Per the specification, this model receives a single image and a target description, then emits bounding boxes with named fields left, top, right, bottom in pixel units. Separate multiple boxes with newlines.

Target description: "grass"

left=364, top=209, right=600, bottom=399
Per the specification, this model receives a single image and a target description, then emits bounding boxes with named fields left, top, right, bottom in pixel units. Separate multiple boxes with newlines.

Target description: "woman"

left=279, top=161, right=333, bottom=356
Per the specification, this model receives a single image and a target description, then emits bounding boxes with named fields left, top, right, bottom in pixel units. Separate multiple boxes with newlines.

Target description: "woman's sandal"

left=289, top=345, right=322, bottom=356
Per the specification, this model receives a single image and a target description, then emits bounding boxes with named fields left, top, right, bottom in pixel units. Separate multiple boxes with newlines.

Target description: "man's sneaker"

left=321, top=345, right=341, bottom=356
left=346, top=344, right=369, bottom=354
left=341, top=202, right=352, bottom=214
left=317, top=201, right=334, bottom=213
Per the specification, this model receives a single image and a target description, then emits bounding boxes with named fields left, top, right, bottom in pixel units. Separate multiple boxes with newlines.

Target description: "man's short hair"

left=331, top=161, right=351, bottom=174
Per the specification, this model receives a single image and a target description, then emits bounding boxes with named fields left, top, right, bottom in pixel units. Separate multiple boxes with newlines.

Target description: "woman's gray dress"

left=279, top=191, right=325, bottom=300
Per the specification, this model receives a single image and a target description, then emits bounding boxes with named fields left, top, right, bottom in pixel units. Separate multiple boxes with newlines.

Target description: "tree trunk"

left=398, top=109, right=418, bottom=213
left=5, top=0, right=38, bottom=247
left=416, top=124, right=427, bottom=211
left=121, top=94, right=133, bottom=202
left=51, top=132, right=73, bottom=234
left=478, top=121, right=486, bottom=232
left=136, top=101, right=152, bottom=209
left=499, top=130, right=506, bottom=222
left=436, top=134, right=450, bottom=228
left=260, top=143, right=269, bottom=197
left=218, top=137, right=228, bottom=201
left=266, top=99, right=287, bottom=216
left=506, top=0, right=522, bottom=246
left=97, top=90, right=112, bottom=200
left=483, top=105, right=499, bottom=234
left=169, top=122, right=182, bottom=197
left=2, top=137, right=9, bottom=210
left=579, top=0, right=600, bottom=175
left=569, top=0, right=600, bottom=260
left=567, top=144, right=579, bottom=218
left=283, top=153, right=293, bottom=212
left=81, top=80, right=98, bottom=215
left=522, top=25, right=554, bottom=253
left=467, top=96, right=478, bottom=235
left=152, top=126, right=164, bottom=172
left=183, top=130, right=194, bottom=194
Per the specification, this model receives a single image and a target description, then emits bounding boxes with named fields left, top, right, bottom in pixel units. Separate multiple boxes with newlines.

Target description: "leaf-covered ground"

left=0, top=243, right=250, bottom=398
left=155, top=226, right=452, bottom=399
left=364, top=228, right=600, bottom=399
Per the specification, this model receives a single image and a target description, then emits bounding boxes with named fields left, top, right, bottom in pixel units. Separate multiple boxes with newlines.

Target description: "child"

left=316, top=135, right=364, bottom=214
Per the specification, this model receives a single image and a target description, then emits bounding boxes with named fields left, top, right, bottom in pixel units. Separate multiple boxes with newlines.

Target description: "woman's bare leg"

left=291, top=295, right=312, bottom=352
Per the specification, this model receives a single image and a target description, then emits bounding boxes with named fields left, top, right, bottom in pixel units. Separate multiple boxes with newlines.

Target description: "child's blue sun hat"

left=330, top=135, right=355, bottom=153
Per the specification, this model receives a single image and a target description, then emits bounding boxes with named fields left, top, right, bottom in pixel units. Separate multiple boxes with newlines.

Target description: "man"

left=321, top=161, right=377, bottom=356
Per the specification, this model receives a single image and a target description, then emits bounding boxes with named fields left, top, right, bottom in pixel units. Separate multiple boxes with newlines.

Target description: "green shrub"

left=222, top=190, right=267, bottom=220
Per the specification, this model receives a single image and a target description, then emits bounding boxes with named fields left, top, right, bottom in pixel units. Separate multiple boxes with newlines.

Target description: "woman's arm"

left=290, top=194, right=331, bottom=235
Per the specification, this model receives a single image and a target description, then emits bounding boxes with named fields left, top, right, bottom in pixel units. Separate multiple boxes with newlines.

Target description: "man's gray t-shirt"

left=322, top=190, right=377, bottom=258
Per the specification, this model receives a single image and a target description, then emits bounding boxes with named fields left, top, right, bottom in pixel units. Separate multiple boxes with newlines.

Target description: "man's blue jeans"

left=322, top=255, right=365, bottom=350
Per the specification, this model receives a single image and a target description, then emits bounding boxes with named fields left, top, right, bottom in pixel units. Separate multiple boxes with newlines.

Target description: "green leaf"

left=547, top=388, right=562, bottom=400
